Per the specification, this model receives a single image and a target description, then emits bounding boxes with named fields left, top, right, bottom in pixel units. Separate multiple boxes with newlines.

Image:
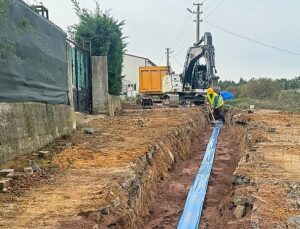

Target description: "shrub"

left=69, top=0, right=127, bottom=96
left=239, top=78, right=281, bottom=99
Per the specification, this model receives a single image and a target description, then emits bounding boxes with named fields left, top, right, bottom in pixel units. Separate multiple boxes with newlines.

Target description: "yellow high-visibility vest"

left=207, top=92, right=224, bottom=109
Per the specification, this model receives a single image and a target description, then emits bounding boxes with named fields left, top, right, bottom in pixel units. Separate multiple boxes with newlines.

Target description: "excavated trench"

left=106, top=113, right=209, bottom=229
left=90, top=114, right=246, bottom=228
left=142, top=125, right=245, bottom=229
left=2, top=108, right=246, bottom=229
left=2, top=110, right=298, bottom=228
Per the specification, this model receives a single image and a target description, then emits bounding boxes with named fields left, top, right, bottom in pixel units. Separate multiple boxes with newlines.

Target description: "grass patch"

left=226, top=96, right=300, bottom=112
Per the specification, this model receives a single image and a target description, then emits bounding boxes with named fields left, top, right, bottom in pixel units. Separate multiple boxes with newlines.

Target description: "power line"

left=174, top=29, right=196, bottom=56
left=168, top=0, right=199, bottom=50
left=170, top=13, right=194, bottom=49
left=158, top=51, right=166, bottom=66
left=172, top=0, right=221, bottom=54
left=205, top=0, right=226, bottom=18
left=204, top=18, right=300, bottom=56
left=174, top=32, right=193, bottom=56
left=203, top=0, right=218, bottom=11
left=172, top=23, right=195, bottom=53
left=172, top=17, right=195, bottom=50
left=171, top=1, right=206, bottom=52
left=157, top=1, right=194, bottom=63
left=171, top=52, right=184, bottom=69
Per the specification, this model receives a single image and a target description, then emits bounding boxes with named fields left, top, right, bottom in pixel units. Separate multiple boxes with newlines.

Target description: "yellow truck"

left=139, top=66, right=168, bottom=108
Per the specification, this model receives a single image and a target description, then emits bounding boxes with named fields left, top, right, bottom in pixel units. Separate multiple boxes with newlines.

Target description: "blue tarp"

left=221, top=91, right=235, bottom=101
left=177, top=122, right=223, bottom=229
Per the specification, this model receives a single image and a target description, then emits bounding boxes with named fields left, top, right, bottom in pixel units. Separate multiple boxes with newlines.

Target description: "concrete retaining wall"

left=108, top=95, right=121, bottom=116
left=0, top=103, right=76, bottom=164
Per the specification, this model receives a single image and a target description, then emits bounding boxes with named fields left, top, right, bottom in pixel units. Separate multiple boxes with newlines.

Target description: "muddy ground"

left=0, top=108, right=299, bottom=229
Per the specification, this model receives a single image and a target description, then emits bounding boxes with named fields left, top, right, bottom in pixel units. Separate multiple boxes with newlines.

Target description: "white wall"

left=122, top=54, right=154, bottom=97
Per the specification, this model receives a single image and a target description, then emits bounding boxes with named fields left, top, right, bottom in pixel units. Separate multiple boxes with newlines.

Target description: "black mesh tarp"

left=0, top=0, right=68, bottom=104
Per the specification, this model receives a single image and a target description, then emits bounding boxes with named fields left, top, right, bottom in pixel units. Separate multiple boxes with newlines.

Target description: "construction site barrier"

left=0, top=0, right=68, bottom=104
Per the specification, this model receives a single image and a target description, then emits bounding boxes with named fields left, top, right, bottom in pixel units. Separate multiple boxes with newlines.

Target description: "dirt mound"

left=229, top=111, right=300, bottom=228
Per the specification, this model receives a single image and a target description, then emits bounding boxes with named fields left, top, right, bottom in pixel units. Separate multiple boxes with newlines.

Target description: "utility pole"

left=188, top=3, right=203, bottom=43
left=166, top=48, right=173, bottom=74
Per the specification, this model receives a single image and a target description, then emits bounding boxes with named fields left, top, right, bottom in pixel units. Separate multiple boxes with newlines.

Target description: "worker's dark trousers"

left=214, top=106, right=225, bottom=123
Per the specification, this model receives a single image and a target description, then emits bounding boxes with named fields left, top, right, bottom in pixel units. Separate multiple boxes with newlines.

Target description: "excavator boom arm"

left=181, top=32, right=218, bottom=92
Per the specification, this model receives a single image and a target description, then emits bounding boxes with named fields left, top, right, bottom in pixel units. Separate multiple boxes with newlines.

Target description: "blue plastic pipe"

left=177, top=122, right=223, bottom=229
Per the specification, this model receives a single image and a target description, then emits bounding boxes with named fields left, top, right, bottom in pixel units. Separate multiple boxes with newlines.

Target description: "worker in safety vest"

left=207, top=87, right=225, bottom=123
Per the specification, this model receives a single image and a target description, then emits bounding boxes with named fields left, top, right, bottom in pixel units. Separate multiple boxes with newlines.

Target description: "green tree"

left=274, top=77, right=300, bottom=90
left=287, top=76, right=300, bottom=89
left=239, top=78, right=281, bottom=99
left=69, top=0, right=127, bottom=95
left=219, top=80, right=236, bottom=90
left=238, top=77, right=248, bottom=86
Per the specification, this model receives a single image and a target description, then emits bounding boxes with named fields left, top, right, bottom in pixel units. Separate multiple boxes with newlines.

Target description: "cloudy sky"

left=37, top=0, right=300, bottom=81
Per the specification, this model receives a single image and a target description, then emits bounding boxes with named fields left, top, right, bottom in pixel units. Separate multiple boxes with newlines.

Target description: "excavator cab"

left=182, top=32, right=219, bottom=94
left=176, top=32, right=219, bottom=106
left=193, top=65, right=209, bottom=90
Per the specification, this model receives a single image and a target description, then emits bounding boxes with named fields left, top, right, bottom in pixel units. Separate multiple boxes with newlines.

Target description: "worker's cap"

left=207, top=87, right=214, bottom=95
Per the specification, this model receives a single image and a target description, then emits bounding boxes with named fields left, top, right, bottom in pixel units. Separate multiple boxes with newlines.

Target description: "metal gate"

left=68, top=40, right=92, bottom=112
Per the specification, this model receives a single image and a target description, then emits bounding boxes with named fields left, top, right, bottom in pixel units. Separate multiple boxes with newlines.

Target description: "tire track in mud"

left=143, top=125, right=245, bottom=229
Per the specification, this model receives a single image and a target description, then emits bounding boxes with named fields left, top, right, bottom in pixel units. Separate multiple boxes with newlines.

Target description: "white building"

left=122, top=54, right=156, bottom=97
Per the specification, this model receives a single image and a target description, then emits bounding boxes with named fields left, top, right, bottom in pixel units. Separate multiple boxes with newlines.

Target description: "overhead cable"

left=204, top=18, right=300, bottom=56
left=205, top=0, right=226, bottom=18
left=171, top=52, right=184, bottom=69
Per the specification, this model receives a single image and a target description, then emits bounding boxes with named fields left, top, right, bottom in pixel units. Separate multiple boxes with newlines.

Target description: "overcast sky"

left=37, top=0, right=300, bottom=81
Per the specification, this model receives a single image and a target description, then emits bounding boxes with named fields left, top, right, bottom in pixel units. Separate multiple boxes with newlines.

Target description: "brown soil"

left=121, top=102, right=143, bottom=110
left=142, top=125, right=245, bottom=229
left=142, top=126, right=210, bottom=229
left=200, top=125, right=246, bottom=229
left=0, top=108, right=207, bottom=229
left=1, top=109, right=299, bottom=229
left=141, top=110, right=300, bottom=229
left=227, top=110, right=300, bottom=228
